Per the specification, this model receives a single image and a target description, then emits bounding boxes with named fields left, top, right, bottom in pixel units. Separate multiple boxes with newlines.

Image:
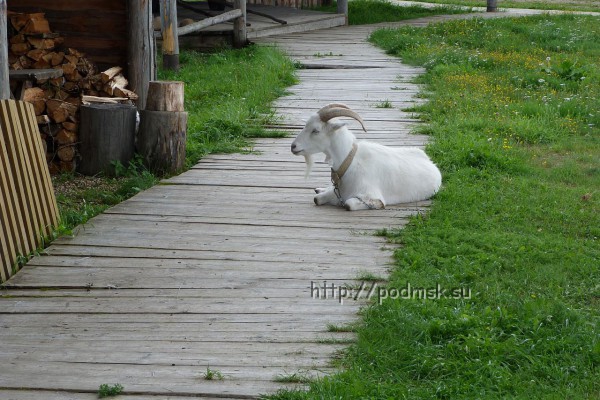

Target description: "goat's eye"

left=311, top=129, right=319, bottom=135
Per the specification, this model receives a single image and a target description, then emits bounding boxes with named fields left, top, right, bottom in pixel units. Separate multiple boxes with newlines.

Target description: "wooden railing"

left=0, top=100, right=59, bottom=281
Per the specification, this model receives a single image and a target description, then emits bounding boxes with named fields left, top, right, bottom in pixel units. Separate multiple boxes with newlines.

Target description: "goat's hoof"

left=314, top=196, right=325, bottom=206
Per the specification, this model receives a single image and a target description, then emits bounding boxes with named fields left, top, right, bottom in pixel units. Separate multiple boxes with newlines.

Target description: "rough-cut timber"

left=128, top=0, right=154, bottom=111
left=160, top=0, right=180, bottom=71
left=232, top=0, right=247, bottom=48
left=78, top=103, right=136, bottom=175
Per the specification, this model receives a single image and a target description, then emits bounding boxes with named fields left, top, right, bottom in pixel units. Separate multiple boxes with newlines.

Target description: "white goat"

left=290, top=104, right=442, bottom=211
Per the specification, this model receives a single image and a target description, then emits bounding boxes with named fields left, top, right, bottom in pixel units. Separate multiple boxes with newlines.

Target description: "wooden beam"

left=160, top=0, right=179, bottom=71
left=128, top=0, right=155, bottom=110
left=0, top=0, right=10, bottom=100
left=232, top=0, right=247, bottom=49
left=337, top=0, right=348, bottom=25
left=487, top=0, right=498, bottom=12
left=177, top=9, right=242, bottom=37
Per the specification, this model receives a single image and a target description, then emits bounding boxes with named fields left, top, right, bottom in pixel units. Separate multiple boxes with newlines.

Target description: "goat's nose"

left=291, top=143, right=297, bottom=151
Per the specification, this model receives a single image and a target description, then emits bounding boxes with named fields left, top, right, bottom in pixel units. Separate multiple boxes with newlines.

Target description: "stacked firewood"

left=7, top=12, right=138, bottom=174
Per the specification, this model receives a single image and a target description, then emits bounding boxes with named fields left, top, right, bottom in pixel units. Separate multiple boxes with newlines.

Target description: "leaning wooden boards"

left=0, top=100, right=59, bottom=281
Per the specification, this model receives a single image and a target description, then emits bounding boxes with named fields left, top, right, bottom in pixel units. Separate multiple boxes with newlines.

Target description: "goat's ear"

left=328, top=121, right=346, bottom=133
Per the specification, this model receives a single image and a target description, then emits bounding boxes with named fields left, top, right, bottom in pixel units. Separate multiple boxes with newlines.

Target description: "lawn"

left=268, top=14, right=599, bottom=399
left=313, top=0, right=469, bottom=24
left=405, top=0, right=600, bottom=13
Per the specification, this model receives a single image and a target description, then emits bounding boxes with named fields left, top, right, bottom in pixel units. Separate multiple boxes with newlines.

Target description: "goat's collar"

left=331, top=142, right=358, bottom=187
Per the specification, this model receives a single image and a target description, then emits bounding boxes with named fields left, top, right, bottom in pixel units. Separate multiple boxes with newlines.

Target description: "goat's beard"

left=303, top=154, right=314, bottom=179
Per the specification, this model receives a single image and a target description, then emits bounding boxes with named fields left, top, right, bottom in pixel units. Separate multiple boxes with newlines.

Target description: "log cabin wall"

left=6, top=0, right=128, bottom=73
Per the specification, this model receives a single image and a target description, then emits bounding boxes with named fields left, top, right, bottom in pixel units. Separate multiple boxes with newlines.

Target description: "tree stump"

left=146, top=81, right=184, bottom=112
left=78, top=103, right=136, bottom=175
left=138, top=80, right=187, bottom=175
left=137, top=110, right=187, bottom=175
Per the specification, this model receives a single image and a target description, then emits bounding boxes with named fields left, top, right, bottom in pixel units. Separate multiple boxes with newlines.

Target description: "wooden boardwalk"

left=0, top=16, right=464, bottom=399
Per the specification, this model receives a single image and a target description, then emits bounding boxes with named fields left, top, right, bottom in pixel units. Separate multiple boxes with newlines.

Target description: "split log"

left=31, top=100, right=46, bottom=115
left=57, top=145, right=76, bottom=162
left=50, top=51, right=64, bottom=66
left=22, top=87, right=45, bottom=103
left=79, top=103, right=137, bottom=175
left=10, top=42, right=30, bottom=55
left=22, top=18, right=51, bottom=35
left=113, top=87, right=139, bottom=100
left=101, top=66, right=123, bottom=83
left=9, top=34, right=26, bottom=45
left=36, top=115, right=51, bottom=124
left=81, top=95, right=129, bottom=104
left=137, top=110, right=187, bottom=175
left=62, top=121, right=78, bottom=131
left=27, top=37, right=55, bottom=50
left=9, top=12, right=44, bottom=30
left=46, top=99, right=78, bottom=123
left=145, top=81, right=184, bottom=112
left=56, top=128, right=77, bottom=145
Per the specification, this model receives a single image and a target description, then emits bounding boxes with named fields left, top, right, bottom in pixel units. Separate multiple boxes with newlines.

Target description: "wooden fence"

left=0, top=100, right=59, bottom=282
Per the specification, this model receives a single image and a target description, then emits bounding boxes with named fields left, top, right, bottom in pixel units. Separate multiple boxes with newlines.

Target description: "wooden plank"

left=0, top=311, right=359, bottom=326
left=0, top=296, right=364, bottom=314
left=4, top=266, right=384, bottom=289
left=0, top=361, right=307, bottom=397
left=0, top=391, right=230, bottom=400
left=16, top=101, right=55, bottom=236
left=128, top=0, right=154, bottom=111
left=0, top=101, right=36, bottom=258
left=0, top=120, right=19, bottom=279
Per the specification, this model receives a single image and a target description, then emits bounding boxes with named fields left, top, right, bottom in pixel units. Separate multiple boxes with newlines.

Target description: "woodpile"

left=7, top=11, right=138, bottom=174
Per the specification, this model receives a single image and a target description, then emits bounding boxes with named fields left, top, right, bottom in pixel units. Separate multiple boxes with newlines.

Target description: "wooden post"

left=128, top=0, right=155, bottom=111
left=487, top=0, right=498, bottom=12
left=160, top=0, right=179, bottom=71
left=233, top=0, right=247, bottom=49
left=0, top=0, right=10, bottom=100
left=337, top=0, right=348, bottom=25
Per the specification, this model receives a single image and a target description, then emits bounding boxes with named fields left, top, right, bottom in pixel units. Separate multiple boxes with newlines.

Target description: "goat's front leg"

left=314, top=186, right=342, bottom=206
left=344, top=197, right=385, bottom=211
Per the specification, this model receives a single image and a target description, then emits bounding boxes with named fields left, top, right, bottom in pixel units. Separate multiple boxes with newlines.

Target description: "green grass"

left=275, top=372, right=314, bottom=384
left=53, top=157, right=158, bottom=236
left=158, top=45, right=297, bottom=167
left=203, top=366, right=224, bottom=380
left=407, top=0, right=600, bottom=13
left=311, top=0, right=470, bottom=25
left=98, top=383, right=124, bottom=398
left=266, top=14, right=599, bottom=399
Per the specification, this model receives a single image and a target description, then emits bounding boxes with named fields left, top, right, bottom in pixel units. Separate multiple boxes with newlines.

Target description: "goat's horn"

left=319, top=107, right=367, bottom=132
left=317, top=103, right=351, bottom=114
